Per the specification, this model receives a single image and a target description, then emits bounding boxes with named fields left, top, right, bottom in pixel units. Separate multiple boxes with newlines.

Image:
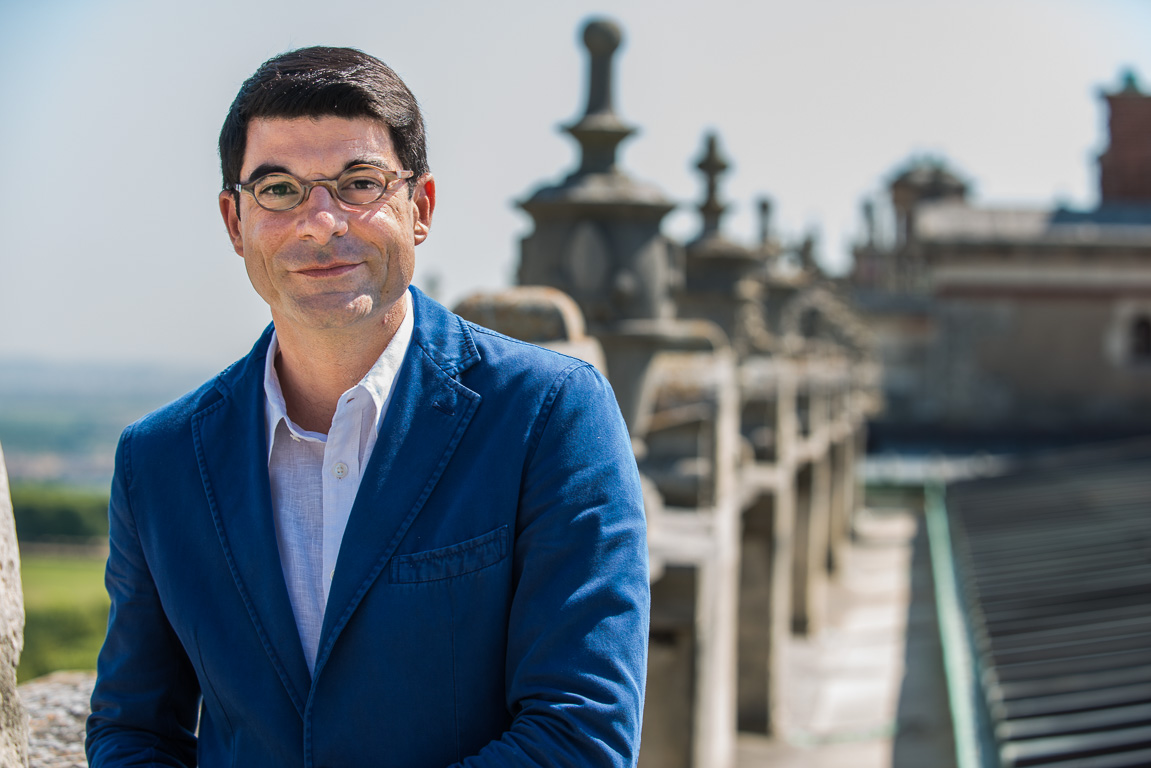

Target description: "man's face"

left=219, top=116, right=434, bottom=337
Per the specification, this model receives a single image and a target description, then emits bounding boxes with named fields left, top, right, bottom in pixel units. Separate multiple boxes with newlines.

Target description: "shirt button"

left=332, top=462, right=349, bottom=479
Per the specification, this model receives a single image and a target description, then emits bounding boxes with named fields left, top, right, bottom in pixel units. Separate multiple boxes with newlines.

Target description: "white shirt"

left=263, top=290, right=414, bottom=674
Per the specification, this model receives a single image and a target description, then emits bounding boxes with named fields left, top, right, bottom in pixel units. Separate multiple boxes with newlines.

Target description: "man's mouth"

left=296, top=263, right=360, bottom=277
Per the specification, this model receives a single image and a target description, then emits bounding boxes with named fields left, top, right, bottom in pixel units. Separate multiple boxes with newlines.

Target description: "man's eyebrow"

left=345, top=158, right=398, bottom=171
left=242, top=158, right=399, bottom=184
left=242, top=163, right=290, bottom=183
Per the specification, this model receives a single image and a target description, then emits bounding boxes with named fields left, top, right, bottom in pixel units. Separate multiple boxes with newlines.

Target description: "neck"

left=273, top=299, right=406, bottom=434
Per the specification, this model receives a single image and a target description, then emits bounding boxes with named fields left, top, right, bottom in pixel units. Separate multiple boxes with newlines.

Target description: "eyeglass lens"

left=250, top=167, right=398, bottom=210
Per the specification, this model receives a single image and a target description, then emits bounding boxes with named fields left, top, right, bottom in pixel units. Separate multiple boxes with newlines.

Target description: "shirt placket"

left=321, top=393, right=365, bottom=603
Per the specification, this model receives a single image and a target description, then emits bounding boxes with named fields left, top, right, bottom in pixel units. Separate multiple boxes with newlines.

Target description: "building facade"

left=851, top=72, right=1151, bottom=445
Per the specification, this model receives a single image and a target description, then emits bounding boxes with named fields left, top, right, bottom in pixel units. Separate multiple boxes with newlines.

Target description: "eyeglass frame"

left=234, top=165, right=416, bottom=212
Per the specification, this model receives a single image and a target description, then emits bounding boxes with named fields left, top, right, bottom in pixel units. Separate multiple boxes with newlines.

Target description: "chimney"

left=1098, top=69, right=1151, bottom=204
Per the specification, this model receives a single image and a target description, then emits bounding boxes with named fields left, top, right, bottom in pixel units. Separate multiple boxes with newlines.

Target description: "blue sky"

left=2, top=0, right=1149, bottom=369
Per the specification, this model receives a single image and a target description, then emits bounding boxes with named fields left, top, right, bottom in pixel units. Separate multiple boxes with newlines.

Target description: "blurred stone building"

left=851, top=71, right=1151, bottom=446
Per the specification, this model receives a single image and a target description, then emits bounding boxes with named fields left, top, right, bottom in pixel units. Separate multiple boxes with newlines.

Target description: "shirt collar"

left=263, top=289, right=415, bottom=462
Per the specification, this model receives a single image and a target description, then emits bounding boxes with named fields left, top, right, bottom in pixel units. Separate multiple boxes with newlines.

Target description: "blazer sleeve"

left=453, top=362, right=650, bottom=768
left=85, top=426, right=201, bottom=768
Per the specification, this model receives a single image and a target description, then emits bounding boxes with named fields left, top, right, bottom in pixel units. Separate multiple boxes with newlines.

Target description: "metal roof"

left=941, top=441, right=1151, bottom=767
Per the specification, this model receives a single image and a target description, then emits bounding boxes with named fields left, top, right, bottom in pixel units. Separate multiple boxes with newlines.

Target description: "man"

left=86, top=46, right=649, bottom=767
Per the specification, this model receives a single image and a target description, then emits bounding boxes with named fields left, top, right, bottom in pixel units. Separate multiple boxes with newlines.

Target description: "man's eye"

left=339, top=174, right=387, bottom=203
left=345, top=177, right=384, bottom=191
left=258, top=181, right=298, bottom=198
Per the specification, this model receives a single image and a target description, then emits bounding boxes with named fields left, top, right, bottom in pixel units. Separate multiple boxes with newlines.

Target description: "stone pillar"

left=790, top=462, right=814, bottom=635
left=735, top=358, right=796, bottom=738
left=854, top=420, right=869, bottom=523
left=767, top=364, right=798, bottom=730
left=829, top=398, right=862, bottom=572
left=826, top=438, right=849, bottom=574
left=791, top=382, right=832, bottom=637
left=766, top=474, right=796, bottom=731
left=640, top=346, right=741, bottom=768
left=642, top=566, right=698, bottom=768
left=699, top=347, right=741, bottom=768
left=737, top=493, right=774, bottom=734
left=0, top=442, right=29, bottom=767
left=825, top=382, right=854, bottom=576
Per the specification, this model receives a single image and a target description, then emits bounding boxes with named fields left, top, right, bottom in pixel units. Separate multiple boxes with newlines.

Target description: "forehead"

left=241, top=116, right=398, bottom=177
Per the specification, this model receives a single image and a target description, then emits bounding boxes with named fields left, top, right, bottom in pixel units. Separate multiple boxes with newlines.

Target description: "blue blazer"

left=86, top=287, right=650, bottom=768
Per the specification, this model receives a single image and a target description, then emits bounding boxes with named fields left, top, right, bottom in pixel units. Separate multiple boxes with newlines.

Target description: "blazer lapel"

left=314, top=289, right=482, bottom=677
left=191, top=328, right=312, bottom=716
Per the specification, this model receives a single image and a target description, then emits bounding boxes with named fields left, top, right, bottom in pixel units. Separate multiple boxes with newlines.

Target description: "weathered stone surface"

left=0, top=441, right=29, bottom=768
left=19, top=670, right=93, bottom=768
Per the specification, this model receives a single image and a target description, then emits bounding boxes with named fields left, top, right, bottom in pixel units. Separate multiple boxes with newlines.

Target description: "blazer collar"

left=406, top=284, right=481, bottom=377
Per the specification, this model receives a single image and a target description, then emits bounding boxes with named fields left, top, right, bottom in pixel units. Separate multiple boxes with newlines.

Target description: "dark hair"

left=219, top=46, right=428, bottom=192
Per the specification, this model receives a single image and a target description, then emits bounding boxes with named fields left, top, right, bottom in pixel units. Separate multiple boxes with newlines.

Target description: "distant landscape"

left=0, top=357, right=216, bottom=488
left=2, top=357, right=217, bottom=681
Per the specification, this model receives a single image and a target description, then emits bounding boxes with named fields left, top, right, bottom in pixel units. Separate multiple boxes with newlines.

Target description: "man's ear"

left=219, top=190, right=245, bottom=257
left=412, top=174, right=435, bottom=245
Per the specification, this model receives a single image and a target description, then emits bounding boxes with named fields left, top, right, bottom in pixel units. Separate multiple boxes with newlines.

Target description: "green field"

left=19, top=553, right=109, bottom=683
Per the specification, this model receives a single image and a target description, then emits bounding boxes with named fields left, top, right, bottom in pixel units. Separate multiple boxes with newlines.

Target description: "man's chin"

left=281, top=296, right=380, bottom=331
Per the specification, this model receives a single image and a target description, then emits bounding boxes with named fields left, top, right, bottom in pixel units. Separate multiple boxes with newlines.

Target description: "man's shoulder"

left=127, top=376, right=219, bottom=439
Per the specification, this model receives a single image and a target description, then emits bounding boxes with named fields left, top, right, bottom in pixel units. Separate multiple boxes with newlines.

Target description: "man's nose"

left=295, top=186, right=350, bottom=244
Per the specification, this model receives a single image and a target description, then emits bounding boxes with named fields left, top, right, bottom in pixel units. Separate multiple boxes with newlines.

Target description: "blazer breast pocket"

left=389, top=526, right=509, bottom=583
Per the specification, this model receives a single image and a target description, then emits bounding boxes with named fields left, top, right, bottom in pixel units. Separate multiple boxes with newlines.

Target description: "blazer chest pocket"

left=390, top=526, right=508, bottom=583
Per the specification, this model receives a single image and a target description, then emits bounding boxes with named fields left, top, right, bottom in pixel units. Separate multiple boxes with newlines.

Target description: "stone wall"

left=0, top=441, right=29, bottom=768
left=19, top=671, right=92, bottom=768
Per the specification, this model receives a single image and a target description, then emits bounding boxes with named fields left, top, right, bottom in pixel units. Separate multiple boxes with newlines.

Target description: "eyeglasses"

left=236, top=165, right=415, bottom=211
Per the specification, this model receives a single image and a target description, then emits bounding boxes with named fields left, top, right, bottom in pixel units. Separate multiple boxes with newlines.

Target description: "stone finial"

left=696, top=132, right=730, bottom=240
left=0, top=442, right=29, bottom=767
left=565, top=18, right=636, bottom=176
left=758, top=198, right=773, bottom=248
left=582, top=20, right=621, bottom=117
left=519, top=17, right=676, bottom=330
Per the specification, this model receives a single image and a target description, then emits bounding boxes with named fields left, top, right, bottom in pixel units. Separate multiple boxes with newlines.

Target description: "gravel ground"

left=19, top=670, right=94, bottom=768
